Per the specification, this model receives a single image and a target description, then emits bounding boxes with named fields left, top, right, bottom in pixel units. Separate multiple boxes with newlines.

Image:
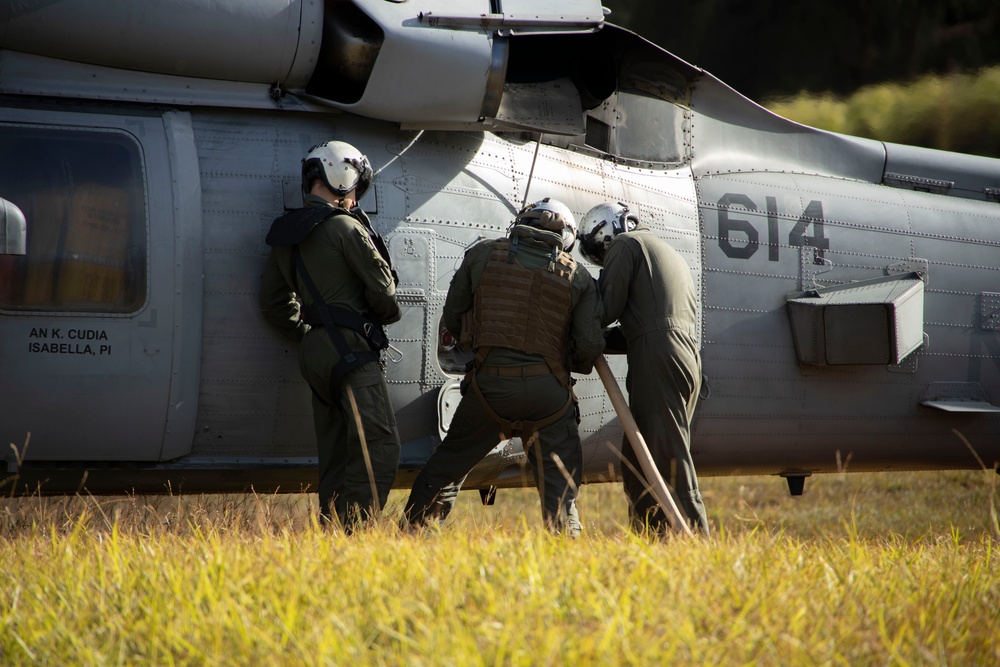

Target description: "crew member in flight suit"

left=259, top=140, right=401, bottom=531
left=402, top=198, right=605, bottom=536
left=579, top=202, right=710, bottom=535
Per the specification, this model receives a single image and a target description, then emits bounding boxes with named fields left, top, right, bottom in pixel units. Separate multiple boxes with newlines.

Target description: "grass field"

left=1, top=469, right=998, bottom=665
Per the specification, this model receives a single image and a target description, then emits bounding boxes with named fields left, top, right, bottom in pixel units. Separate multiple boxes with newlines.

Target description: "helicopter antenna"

left=520, top=133, right=542, bottom=209
left=374, top=130, right=423, bottom=178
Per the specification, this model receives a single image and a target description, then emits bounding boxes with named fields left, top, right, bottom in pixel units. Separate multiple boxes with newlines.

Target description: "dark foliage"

left=605, top=0, right=1000, bottom=101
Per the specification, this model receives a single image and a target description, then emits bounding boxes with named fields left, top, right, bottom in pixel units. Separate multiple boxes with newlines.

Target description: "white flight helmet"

left=578, top=201, right=638, bottom=265
left=301, top=140, right=373, bottom=200
left=514, top=197, right=577, bottom=252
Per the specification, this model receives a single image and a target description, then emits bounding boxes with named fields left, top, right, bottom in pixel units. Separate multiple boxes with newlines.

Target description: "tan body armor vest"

left=470, top=238, right=576, bottom=383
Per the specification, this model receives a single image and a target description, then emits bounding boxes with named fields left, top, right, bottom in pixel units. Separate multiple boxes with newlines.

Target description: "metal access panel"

left=786, top=273, right=925, bottom=365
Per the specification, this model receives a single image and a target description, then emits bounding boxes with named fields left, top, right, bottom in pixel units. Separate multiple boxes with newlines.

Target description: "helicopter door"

left=0, top=110, right=201, bottom=463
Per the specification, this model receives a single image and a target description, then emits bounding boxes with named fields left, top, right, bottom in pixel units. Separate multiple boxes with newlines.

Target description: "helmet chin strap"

left=310, top=181, right=356, bottom=209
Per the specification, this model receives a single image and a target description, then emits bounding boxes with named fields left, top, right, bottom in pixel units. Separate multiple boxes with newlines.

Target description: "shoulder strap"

left=265, top=207, right=332, bottom=246
left=352, top=208, right=399, bottom=287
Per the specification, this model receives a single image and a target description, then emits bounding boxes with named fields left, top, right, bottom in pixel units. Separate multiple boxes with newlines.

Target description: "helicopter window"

left=0, top=126, right=146, bottom=313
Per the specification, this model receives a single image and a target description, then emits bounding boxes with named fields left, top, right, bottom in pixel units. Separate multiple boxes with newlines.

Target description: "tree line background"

left=604, top=0, right=1000, bottom=101
left=603, top=1, right=1000, bottom=158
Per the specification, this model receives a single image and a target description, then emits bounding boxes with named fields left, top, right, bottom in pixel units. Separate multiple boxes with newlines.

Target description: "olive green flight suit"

left=599, top=225, right=709, bottom=534
left=404, top=228, right=605, bottom=536
left=259, top=194, right=401, bottom=530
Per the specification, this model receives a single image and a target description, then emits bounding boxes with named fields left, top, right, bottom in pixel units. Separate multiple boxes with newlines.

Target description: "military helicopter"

left=1, top=0, right=998, bottom=499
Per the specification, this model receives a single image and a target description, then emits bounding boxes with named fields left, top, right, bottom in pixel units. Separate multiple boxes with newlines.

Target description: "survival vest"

left=265, top=205, right=395, bottom=392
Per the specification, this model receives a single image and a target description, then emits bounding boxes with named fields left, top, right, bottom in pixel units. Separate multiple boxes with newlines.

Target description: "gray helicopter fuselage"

left=1, top=0, right=997, bottom=495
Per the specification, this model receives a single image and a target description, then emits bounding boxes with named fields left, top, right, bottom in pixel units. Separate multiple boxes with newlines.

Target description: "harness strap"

left=301, top=305, right=388, bottom=350
left=353, top=208, right=399, bottom=287
left=293, top=247, right=383, bottom=393
left=542, top=353, right=573, bottom=389
left=467, top=371, right=573, bottom=441
left=464, top=344, right=573, bottom=440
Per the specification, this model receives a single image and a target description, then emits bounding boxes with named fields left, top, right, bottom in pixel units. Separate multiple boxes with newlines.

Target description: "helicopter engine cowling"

left=0, top=0, right=323, bottom=88
left=0, top=0, right=606, bottom=131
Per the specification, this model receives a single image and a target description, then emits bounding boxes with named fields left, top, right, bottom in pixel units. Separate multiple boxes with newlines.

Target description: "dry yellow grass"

left=1, top=469, right=998, bottom=665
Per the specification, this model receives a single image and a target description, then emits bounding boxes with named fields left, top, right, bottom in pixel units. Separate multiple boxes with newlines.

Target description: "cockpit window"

left=0, top=126, right=147, bottom=313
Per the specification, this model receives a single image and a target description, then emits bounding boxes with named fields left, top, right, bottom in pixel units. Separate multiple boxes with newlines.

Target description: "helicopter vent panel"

left=786, top=273, right=925, bottom=366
